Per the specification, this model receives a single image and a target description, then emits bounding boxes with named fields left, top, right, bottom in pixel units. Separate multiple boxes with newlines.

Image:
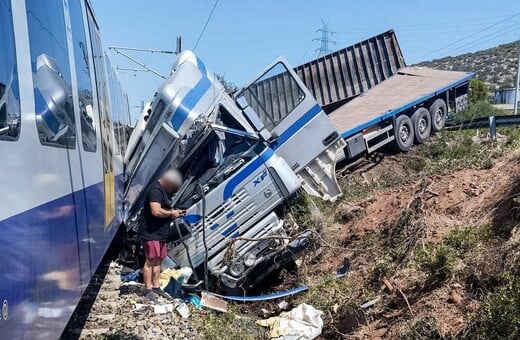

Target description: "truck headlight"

left=229, top=261, right=245, bottom=277
left=221, top=275, right=237, bottom=288
left=243, top=253, right=256, bottom=267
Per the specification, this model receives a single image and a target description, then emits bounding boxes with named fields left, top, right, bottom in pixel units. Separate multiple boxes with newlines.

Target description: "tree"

left=469, top=78, right=489, bottom=104
left=215, top=73, right=238, bottom=95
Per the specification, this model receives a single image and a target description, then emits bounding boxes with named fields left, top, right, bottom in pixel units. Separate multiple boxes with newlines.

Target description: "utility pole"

left=514, top=37, right=520, bottom=115
left=313, top=20, right=336, bottom=57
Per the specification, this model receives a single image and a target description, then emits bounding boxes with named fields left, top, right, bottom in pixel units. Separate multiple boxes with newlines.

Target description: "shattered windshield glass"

left=176, top=105, right=261, bottom=207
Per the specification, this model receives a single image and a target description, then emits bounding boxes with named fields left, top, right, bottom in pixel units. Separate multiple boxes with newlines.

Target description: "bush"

left=454, top=100, right=504, bottom=123
left=418, top=131, right=494, bottom=173
left=414, top=243, right=460, bottom=281
left=463, top=275, right=520, bottom=339
left=414, top=225, right=492, bottom=281
left=469, top=79, right=489, bottom=104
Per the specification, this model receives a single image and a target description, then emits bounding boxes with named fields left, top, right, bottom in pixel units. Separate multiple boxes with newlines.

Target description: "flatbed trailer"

left=293, top=31, right=475, bottom=161
left=330, top=66, right=474, bottom=159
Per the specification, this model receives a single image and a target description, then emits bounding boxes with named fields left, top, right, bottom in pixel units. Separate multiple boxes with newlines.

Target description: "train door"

left=17, top=0, right=89, bottom=295
left=86, top=5, right=116, bottom=230
left=66, top=0, right=106, bottom=281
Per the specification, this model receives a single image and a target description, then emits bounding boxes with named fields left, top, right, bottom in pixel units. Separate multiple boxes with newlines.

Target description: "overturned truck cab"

left=123, top=51, right=345, bottom=293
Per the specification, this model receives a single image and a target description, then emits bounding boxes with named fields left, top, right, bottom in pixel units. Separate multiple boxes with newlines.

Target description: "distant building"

left=494, top=88, right=519, bottom=105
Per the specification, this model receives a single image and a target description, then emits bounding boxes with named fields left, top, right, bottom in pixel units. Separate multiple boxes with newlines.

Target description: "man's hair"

left=161, top=169, right=183, bottom=187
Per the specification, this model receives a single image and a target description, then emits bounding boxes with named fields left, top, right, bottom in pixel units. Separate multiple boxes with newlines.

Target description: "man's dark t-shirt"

left=139, top=181, right=172, bottom=241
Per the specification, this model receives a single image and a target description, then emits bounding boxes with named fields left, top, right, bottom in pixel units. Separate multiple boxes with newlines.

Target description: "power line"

left=412, top=12, right=520, bottom=63
left=313, top=20, right=337, bottom=57
left=193, top=0, right=219, bottom=51
left=445, top=24, right=519, bottom=56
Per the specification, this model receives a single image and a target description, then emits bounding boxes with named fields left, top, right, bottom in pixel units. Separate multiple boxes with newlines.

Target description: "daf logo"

left=253, top=171, right=268, bottom=187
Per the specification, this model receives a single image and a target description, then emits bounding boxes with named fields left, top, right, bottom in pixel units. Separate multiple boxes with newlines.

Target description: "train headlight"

left=243, top=253, right=256, bottom=267
left=229, top=261, right=245, bottom=277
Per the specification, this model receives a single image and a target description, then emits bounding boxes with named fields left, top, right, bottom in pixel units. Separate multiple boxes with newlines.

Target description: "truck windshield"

left=176, top=106, right=261, bottom=207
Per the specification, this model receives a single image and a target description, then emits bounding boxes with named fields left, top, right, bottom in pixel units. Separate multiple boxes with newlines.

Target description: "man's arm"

left=149, top=202, right=184, bottom=219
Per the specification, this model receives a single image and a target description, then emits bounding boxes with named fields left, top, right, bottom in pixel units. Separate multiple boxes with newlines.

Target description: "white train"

left=0, top=0, right=130, bottom=338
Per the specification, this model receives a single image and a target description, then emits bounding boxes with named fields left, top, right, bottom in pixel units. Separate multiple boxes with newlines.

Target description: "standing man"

left=139, top=169, right=185, bottom=301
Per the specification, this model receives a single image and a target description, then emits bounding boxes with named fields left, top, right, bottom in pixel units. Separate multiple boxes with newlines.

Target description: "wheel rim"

left=435, top=108, right=444, bottom=125
left=418, top=117, right=428, bottom=135
left=399, top=124, right=410, bottom=143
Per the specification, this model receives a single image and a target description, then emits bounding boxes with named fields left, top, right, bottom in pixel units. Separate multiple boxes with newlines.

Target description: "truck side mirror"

left=236, top=96, right=273, bottom=142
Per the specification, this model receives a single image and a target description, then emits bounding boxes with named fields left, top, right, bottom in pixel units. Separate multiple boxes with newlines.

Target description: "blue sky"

left=90, top=0, right=520, bottom=121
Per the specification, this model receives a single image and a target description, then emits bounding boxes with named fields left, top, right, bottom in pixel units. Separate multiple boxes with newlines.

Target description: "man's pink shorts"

left=143, top=240, right=167, bottom=261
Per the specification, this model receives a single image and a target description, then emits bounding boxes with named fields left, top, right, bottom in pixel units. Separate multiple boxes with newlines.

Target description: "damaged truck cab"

left=124, top=51, right=344, bottom=292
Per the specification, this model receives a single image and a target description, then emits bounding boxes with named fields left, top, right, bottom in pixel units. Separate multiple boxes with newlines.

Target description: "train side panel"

left=0, top=0, right=128, bottom=337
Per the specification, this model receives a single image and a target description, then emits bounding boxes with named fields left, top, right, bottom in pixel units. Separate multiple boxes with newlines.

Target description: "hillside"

left=417, top=41, right=519, bottom=90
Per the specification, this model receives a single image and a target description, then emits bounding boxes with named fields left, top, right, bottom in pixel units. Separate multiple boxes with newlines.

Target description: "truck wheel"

left=429, top=99, right=447, bottom=132
left=392, top=115, right=414, bottom=152
left=411, top=108, right=431, bottom=144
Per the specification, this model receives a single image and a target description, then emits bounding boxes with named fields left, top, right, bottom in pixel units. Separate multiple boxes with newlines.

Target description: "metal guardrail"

left=445, top=115, right=520, bottom=139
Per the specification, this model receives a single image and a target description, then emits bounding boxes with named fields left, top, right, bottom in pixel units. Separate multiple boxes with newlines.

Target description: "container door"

left=236, top=58, right=345, bottom=200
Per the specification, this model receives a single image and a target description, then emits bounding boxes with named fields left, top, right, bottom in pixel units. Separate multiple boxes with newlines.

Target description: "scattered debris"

left=200, top=292, right=228, bottom=313
left=278, top=300, right=289, bottom=311
left=360, top=296, right=381, bottom=309
left=153, top=304, right=174, bottom=314
left=176, top=302, right=190, bottom=319
left=256, top=303, right=324, bottom=340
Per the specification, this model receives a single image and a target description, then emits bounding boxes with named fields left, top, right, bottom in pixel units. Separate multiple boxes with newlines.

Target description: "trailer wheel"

left=392, top=115, right=415, bottom=152
left=411, top=108, right=431, bottom=144
left=429, top=99, right=447, bottom=132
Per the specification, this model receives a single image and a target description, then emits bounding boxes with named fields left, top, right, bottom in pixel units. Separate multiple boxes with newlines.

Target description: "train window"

left=27, top=0, right=76, bottom=148
left=88, top=11, right=113, bottom=174
left=0, top=1, right=21, bottom=141
left=69, top=0, right=97, bottom=152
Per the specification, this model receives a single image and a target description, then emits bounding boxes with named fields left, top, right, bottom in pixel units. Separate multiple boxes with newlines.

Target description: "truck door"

left=236, top=58, right=345, bottom=200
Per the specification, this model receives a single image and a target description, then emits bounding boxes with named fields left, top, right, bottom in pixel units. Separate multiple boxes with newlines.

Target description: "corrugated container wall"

left=293, top=29, right=406, bottom=112
left=494, top=88, right=519, bottom=105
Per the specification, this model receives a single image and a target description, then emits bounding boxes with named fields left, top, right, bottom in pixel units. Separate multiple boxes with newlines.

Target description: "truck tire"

left=429, top=99, right=447, bottom=132
left=411, top=107, right=431, bottom=144
left=392, top=115, right=414, bottom=152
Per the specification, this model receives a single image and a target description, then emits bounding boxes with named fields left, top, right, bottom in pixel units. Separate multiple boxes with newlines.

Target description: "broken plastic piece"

left=186, top=295, right=202, bottom=309
left=360, top=296, right=381, bottom=309
left=200, top=292, right=228, bottom=313
left=153, top=304, right=174, bottom=314
left=176, top=302, right=190, bottom=318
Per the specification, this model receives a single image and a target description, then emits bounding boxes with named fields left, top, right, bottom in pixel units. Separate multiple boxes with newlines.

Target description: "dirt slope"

left=302, top=133, right=520, bottom=339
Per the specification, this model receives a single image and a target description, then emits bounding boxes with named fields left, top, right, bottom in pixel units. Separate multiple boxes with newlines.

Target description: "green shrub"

left=418, top=131, right=495, bottom=173
left=414, top=225, right=492, bottom=281
left=400, top=315, right=442, bottom=340
left=464, top=275, right=520, bottom=339
left=454, top=100, right=504, bottom=123
left=444, top=224, right=492, bottom=252
left=469, top=79, right=489, bottom=104
left=414, top=243, right=460, bottom=281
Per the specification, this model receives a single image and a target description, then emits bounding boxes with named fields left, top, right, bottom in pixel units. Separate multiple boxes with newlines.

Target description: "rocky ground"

left=61, top=262, right=199, bottom=339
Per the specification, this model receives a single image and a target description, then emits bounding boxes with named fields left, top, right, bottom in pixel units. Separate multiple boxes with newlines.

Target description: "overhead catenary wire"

left=446, top=25, right=519, bottom=57
left=193, top=0, right=219, bottom=52
left=411, top=11, right=520, bottom=63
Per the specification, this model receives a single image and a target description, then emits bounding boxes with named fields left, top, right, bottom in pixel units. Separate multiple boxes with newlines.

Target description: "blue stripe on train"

left=0, top=179, right=119, bottom=338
